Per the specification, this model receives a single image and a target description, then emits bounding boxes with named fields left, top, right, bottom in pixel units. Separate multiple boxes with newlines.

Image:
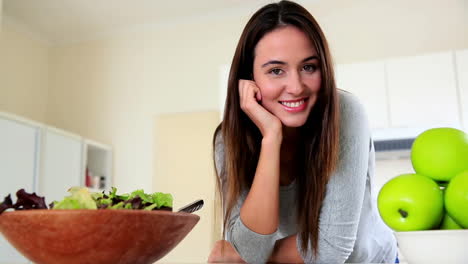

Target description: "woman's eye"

left=269, top=68, right=284, bottom=75
left=303, top=64, right=317, bottom=72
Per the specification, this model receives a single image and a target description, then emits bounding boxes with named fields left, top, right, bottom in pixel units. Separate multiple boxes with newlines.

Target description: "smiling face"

left=253, top=25, right=321, bottom=128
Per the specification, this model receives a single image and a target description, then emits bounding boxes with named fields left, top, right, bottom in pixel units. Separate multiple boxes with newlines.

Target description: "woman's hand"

left=239, top=79, right=282, bottom=141
left=207, top=240, right=246, bottom=263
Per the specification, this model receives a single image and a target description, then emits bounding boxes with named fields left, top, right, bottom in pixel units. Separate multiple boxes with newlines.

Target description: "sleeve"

left=297, top=92, right=371, bottom=264
left=214, top=131, right=279, bottom=263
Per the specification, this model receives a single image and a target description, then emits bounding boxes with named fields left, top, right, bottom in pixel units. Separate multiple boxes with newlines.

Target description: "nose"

left=285, top=71, right=305, bottom=95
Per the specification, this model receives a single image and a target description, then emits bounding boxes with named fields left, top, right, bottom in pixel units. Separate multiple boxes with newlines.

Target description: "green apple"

left=445, top=170, right=468, bottom=228
left=378, top=173, right=444, bottom=231
left=440, top=213, right=463, bottom=229
left=411, top=127, right=468, bottom=182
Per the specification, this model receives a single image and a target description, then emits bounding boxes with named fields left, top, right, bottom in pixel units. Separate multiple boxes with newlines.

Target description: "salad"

left=0, top=187, right=173, bottom=215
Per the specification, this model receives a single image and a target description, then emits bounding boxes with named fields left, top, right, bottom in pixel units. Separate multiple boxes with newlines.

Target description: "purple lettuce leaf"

left=13, top=189, right=47, bottom=210
left=0, top=194, right=14, bottom=214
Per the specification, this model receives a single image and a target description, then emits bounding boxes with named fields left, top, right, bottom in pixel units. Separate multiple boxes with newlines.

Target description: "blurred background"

left=1, top=0, right=467, bottom=263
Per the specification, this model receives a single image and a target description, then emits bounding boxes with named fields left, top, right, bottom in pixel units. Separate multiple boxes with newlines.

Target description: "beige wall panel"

left=154, top=111, right=220, bottom=263
left=0, top=0, right=3, bottom=30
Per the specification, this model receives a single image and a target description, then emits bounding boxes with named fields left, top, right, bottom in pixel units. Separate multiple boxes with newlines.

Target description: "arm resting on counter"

left=268, top=234, right=303, bottom=263
left=207, top=240, right=246, bottom=263
left=207, top=237, right=303, bottom=264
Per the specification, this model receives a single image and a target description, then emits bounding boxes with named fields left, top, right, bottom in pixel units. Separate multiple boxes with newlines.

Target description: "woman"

left=208, top=1, right=398, bottom=263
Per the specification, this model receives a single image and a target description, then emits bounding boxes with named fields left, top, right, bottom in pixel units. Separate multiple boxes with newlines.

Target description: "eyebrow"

left=261, top=55, right=319, bottom=68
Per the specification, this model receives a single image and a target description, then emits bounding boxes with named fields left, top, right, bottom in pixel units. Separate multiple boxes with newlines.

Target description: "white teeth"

left=281, top=100, right=304, bottom=108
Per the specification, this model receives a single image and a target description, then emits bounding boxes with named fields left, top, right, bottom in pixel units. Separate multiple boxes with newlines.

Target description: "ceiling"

left=2, top=0, right=317, bottom=44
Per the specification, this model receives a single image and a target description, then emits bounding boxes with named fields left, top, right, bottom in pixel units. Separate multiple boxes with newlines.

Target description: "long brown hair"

left=213, top=0, right=339, bottom=256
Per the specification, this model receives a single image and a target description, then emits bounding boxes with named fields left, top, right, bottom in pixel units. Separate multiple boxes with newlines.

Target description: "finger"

left=245, top=83, right=260, bottom=105
left=255, top=89, right=262, bottom=102
left=239, top=83, right=248, bottom=109
left=238, top=79, right=244, bottom=99
left=239, top=80, right=250, bottom=109
left=238, top=79, right=251, bottom=100
left=239, top=80, right=255, bottom=109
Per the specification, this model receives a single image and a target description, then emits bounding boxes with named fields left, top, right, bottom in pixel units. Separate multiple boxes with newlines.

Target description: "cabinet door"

left=335, top=61, right=389, bottom=129
left=39, top=127, right=82, bottom=203
left=386, top=51, right=461, bottom=129
left=0, top=117, right=38, bottom=264
left=455, top=49, right=468, bottom=132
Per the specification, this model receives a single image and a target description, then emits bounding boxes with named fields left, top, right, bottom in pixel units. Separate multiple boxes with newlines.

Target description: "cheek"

left=255, top=81, right=282, bottom=112
left=255, top=79, right=283, bottom=100
left=306, top=73, right=322, bottom=91
left=260, top=86, right=283, bottom=101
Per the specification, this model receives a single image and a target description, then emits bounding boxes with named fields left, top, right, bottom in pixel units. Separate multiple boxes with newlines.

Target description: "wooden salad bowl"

left=0, top=209, right=199, bottom=264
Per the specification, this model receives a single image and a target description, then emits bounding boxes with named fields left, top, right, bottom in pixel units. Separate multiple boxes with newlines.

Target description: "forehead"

left=254, top=25, right=317, bottom=62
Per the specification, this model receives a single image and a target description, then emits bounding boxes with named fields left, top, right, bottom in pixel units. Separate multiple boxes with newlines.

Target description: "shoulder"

left=337, top=89, right=367, bottom=121
left=336, top=89, right=371, bottom=144
left=214, top=127, right=224, bottom=155
left=213, top=127, right=225, bottom=176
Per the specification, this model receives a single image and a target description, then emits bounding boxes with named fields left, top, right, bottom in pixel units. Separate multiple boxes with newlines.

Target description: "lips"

left=279, top=97, right=309, bottom=112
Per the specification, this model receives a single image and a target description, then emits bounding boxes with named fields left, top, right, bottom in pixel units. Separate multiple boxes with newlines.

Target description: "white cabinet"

left=386, top=51, right=460, bottom=129
left=39, top=127, right=82, bottom=204
left=335, top=50, right=465, bottom=139
left=335, top=61, right=389, bottom=129
left=0, top=115, right=39, bottom=193
left=0, top=114, right=38, bottom=264
left=0, top=112, right=112, bottom=264
left=455, top=49, right=468, bottom=132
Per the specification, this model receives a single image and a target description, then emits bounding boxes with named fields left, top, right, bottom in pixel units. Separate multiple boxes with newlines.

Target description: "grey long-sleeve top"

left=214, top=90, right=398, bottom=263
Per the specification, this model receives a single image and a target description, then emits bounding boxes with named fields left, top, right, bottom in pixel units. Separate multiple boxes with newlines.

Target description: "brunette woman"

left=208, top=1, right=398, bottom=263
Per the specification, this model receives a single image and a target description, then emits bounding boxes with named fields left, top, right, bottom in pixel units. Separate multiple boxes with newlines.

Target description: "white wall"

left=47, top=16, right=243, bottom=192
left=316, top=0, right=468, bottom=63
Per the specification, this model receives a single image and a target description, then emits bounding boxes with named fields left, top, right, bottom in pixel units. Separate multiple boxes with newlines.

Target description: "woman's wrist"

left=262, top=131, right=282, bottom=147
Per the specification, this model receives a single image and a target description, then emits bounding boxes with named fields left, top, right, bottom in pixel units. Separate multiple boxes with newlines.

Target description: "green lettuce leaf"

left=12, top=186, right=174, bottom=211
left=52, top=187, right=97, bottom=210
left=151, top=192, right=173, bottom=208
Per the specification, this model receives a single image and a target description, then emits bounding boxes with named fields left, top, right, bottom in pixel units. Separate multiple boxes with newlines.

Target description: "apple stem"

left=398, top=209, right=408, bottom=218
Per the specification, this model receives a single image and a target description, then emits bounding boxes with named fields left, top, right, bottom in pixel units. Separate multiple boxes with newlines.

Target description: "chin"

left=281, top=118, right=308, bottom=128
